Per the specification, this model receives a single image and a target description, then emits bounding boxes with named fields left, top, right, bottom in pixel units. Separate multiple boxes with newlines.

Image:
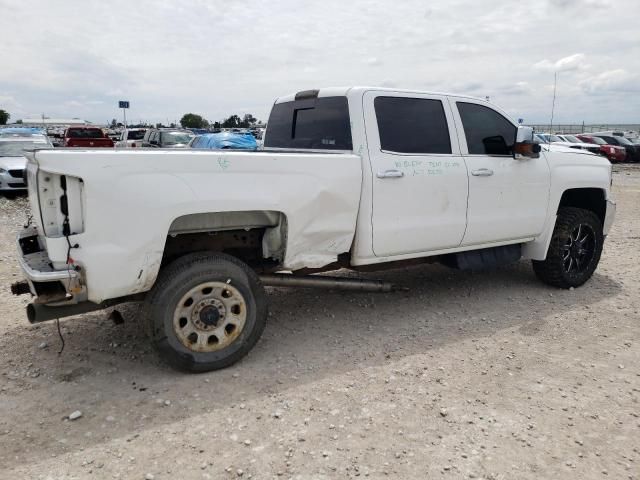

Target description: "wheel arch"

left=522, top=187, right=607, bottom=261
left=557, top=187, right=606, bottom=225
left=161, top=210, right=288, bottom=268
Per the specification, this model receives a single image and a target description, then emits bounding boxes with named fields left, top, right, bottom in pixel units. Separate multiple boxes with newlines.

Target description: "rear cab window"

left=67, top=128, right=104, bottom=139
left=264, top=96, right=352, bottom=150
left=127, top=130, right=145, bottom=140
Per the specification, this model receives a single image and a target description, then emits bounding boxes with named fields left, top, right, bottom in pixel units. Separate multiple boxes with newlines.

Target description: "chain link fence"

left=529, top=123, right=640, bottom=137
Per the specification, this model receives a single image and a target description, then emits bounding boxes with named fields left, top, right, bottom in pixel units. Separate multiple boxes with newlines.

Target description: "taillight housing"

left=37, top=171, right=85, bottom=237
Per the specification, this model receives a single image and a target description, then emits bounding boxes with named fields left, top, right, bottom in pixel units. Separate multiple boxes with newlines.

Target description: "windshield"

left=161, top=132, right=195, bottom=145
left=563, top=135, right=581, bottom=143
left=615, top=136, right=634, bottom=146
left=127, top=130, right=146, bottom=140
left=537, top=134, right=563, bottom=142
left=0, top=140, right=50, bottom=156
left=67, top=128, right=104, bottom=138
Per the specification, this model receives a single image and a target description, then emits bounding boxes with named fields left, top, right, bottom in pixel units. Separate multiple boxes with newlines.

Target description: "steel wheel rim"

left=173, top=281, right=247, bottom=352
left=561, top=223, right=596, bottom=274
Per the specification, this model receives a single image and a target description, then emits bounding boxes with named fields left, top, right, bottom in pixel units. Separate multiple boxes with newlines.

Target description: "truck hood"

left=0, top=155, right=28, bottom=170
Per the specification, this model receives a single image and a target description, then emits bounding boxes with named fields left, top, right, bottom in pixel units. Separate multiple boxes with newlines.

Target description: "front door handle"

left=471, top=168, right=494, bottom=177
left=377, top=169, right=404, bottom=179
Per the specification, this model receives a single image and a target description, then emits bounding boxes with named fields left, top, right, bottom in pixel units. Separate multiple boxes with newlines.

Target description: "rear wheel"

left=143, top=252, right=267, bottom=372
left=532, top=207, right=603, bottom=289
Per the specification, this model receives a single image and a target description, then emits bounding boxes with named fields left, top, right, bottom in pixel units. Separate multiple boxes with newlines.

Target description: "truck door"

left=449, top=98, right=550, bottom=246
left=363, top=91, right=469, bottom=257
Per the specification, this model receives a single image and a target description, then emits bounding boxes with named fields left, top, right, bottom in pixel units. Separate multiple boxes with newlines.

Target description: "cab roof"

left=274, top=86, right=488, bottom=104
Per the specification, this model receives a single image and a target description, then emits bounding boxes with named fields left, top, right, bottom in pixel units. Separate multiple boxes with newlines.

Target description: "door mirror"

left=513, top=126, right=541, bottom=159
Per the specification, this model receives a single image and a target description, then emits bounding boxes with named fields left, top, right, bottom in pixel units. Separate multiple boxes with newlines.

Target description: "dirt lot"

left=0, top=166, right=638, bottom=480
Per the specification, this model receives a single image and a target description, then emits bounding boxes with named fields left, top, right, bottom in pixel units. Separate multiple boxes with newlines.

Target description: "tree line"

left=0, top=107, right=261, bottom=130
left=0, top=109, right=10, bottom=125
left=180, top=113, right=260, bottom=130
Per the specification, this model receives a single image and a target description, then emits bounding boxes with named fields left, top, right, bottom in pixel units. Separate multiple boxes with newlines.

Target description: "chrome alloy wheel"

left=173, top=282, right=247, bottom=352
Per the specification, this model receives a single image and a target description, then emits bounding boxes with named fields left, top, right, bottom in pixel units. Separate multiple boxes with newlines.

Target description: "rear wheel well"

left=557, top=188, right=606, bottom=225
left=161, top=211, right=287, bottom=271
left=162, top=229, right=268, bottom=268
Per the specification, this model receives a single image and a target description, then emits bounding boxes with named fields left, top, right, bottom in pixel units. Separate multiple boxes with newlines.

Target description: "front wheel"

left=142, top=252, right=267, bottom=372
left=532, top=207, right=604, bottom=289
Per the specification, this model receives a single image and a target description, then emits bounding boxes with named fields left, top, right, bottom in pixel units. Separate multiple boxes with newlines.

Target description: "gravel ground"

left=0, top=165, right=638, bottom=480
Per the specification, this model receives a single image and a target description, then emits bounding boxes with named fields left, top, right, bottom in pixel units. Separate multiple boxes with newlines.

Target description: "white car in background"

left=0, top=134, right=53, bottom=194
left=115, top=128, right=148, bottom=148
left=536, top=133, right=600, bottom=155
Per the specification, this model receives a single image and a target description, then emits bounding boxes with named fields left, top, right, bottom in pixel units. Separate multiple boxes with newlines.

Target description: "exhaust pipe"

left=26, top=302, right=107, bottom=324
left=259, top=274, right=404, bottom=292
left=25, top=294, right=144, bottom=324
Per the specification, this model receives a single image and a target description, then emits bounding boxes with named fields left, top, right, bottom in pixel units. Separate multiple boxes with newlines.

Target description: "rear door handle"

left=377, top=169, right=404, bottom=179
left=471, top=168, right=494, bottom=177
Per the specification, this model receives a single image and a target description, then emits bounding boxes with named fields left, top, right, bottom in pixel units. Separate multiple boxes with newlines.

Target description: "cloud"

left=580, top=69, right=640, bottom=94
left=549, top=0, right=611, bottom=8
left=499, top=82, right=532, bottom=95
left=0, top=0, right=639, bottom=123
left=534, top=53, right=587, bottom=72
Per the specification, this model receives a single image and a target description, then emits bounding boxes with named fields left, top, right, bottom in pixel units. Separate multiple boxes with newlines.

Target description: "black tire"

left=142, top=252, right=267, bottom=372
left=532, top=207, right=603, bottom=289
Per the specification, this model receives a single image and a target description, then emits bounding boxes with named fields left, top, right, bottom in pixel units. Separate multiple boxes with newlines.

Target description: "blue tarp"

left=191, top=132, right=257, bottom=150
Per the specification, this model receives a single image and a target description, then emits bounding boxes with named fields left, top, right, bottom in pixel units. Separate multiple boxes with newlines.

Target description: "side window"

left=374, top=97, right=451, bottom=154
left=457, top=102, right=516, bottom=156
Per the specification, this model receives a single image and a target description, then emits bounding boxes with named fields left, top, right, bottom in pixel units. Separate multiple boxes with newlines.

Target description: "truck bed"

left=28, top=148, right=363, bottom=302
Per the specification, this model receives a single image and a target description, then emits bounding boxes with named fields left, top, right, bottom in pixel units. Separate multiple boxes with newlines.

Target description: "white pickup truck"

left=13, top=87, right=616, bottom=372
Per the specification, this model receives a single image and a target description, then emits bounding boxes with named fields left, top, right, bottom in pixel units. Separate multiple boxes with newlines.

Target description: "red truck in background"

left=64, top=127, right=114, bottom=148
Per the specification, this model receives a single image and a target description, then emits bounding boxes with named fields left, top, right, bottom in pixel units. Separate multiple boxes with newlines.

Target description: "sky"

left=1, top=0, right=639, bottom=125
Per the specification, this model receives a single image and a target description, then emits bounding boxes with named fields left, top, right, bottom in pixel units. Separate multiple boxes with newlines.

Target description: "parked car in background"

left=0, top=127, right=46, bottom=137
left=0, top=134, right=52, bottom=193
left=64, top=127, right=114, bottom=148
left=115, top=128, right=148, bottom=148
left=576, top=135, right=626, bottom=163
left=187, top=128, right=210, bottom=135
left=106, top=130, right=120, bottom=142
left=142, top=128, right=195, bottom=148
left=189, top=132, right=258, bottom=150
left=536, top=133, right=600, bottom=155
left=590, top=134, right=639, bottom=162
left=556, top=134, right=594, bottom=146
left=590, top=130, right=638, bottom=141
left=533, top=134, right=597, bottom=156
